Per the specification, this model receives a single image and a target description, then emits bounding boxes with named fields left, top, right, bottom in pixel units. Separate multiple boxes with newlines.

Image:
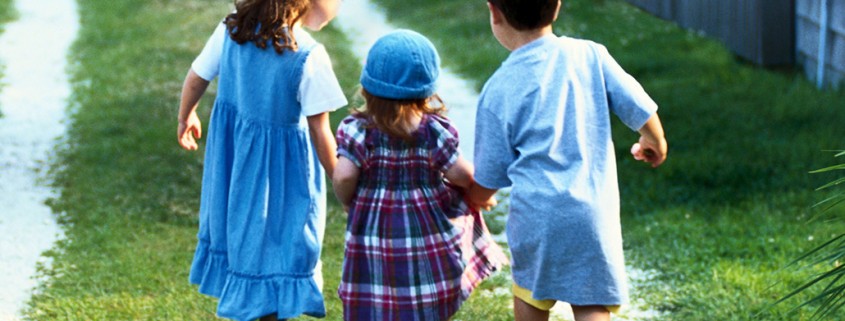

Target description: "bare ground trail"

left=0, top=0, right=78, bottom=319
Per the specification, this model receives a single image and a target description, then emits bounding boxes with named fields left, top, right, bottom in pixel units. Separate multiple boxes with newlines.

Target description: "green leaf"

left=809, top=164, right=845, bottom=174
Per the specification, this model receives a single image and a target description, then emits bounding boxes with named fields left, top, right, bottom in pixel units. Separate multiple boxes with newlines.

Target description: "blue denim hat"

left=360, top=29, right=440, bottom=100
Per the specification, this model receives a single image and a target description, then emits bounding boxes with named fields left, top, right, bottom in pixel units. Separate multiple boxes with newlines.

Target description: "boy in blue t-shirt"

left=468, top=1, right=668, bottom=320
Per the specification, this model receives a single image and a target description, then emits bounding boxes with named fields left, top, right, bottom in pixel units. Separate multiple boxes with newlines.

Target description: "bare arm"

left=332, top=156, right=360, bottom=211
left=632, top=113, right=668, bottom=168
left=177, top=70, right=210, bottom=150
left=444, top=156, right=474, bottom=189
left=307, top=112, right=338, bottom=178
left=445, top=156, right=498, bottom=210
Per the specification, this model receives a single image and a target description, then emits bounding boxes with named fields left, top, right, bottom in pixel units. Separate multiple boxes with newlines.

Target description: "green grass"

left=0, top=0, right=16, bottom=118
left=0, top=0, right=15, bottom=34
left=24, top=0, right=845, bottom=320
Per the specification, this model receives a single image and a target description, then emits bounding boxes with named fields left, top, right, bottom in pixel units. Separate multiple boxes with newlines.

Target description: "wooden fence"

left=796, top=0, right=845, bottom=89
left=624, top=0, right=795, bottom=66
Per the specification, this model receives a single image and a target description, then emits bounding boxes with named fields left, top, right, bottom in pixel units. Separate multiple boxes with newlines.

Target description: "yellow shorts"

left=512, top=283, right=621, bottom=314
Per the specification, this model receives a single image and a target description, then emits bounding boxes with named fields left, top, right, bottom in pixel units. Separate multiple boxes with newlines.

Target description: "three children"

left=179, top=0, right=666, bottom=320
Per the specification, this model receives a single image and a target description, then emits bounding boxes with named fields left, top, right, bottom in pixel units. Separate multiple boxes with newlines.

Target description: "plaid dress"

left=336, top=114, right=506, bottom=321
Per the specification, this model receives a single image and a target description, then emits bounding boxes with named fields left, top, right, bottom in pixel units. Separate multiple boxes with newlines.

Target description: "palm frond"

left=810, top=164, right=845, bottom=175
left=812, top=194, right=845, bottom=213
left=785, top=234, right=845, bottom=267
left=813, top=176, right=845, bottom=191
left=780, top=151, right=845, bottom=320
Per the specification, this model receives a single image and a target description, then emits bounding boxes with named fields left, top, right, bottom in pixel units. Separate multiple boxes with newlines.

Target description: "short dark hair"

left=488, top=0, right=559, bottom=31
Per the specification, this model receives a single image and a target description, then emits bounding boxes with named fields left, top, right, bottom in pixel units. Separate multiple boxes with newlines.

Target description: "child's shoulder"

left=557, top=35, right=599, bottom=46
left=340, top=113, right=369, bottom=128
left=425, top=114, right=459, bottom=140
left=427, top=113, right=452, bottom=126
left=556, top=35, right=613, bottom=59
left=546, top=36, right=604, bottom=59
left=337, top=114, right=371, bottom=143
left=293, top=27, right=321, bottom=51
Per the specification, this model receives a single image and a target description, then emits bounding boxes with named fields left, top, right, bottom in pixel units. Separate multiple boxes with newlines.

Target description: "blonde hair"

left=353, top=89, right=446, bottom=142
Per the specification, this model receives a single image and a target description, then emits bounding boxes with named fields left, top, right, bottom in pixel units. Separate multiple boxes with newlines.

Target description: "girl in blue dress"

left=176, top=1, right=346, bottom=320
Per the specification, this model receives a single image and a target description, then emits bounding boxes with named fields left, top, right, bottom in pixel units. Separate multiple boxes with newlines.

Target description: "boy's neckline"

left=509, top=30, right=556, bottom=52
left=508, top=33, right=558, bottom=57
left=502, top=26, right=555, bottom=51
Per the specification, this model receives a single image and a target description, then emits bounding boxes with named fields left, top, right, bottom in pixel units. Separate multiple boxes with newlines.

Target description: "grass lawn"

left=25, top=0, right=845, bottom=320
left=0, top=0, right=14, bottom=32
left=0, top=0, right=16, bottom=118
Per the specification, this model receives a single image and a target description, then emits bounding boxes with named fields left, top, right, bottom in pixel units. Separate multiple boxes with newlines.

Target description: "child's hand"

left=630, top=143, right=648, bottom=160
left=178, top=111, right=202, bottom=150
left=466, top=191, right=497, bottom=211
left=467, top=183, right=499, bottom=211
left=630, top=136, right=666, bottom=168
left=633, top=114, right=667, bottom=168
left=476, top=195, right=498, bottom=212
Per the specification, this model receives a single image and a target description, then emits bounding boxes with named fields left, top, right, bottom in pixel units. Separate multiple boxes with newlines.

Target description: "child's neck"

left=405, top=111, right=423, bottom=133
left=502, top=25, right=554, bottom=52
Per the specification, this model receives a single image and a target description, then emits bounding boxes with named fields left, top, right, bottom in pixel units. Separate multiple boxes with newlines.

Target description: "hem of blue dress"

left=189, top=239, right=327, bottom=321
left=512, top=277, right=629, bottom=307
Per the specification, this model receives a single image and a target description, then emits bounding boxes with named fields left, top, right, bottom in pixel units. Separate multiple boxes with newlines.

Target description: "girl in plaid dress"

left=332, top=30, right=507, bottom=321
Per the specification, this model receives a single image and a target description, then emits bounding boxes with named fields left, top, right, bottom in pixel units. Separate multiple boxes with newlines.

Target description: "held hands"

left=474, top=194, right=498, bottom=212
left=631, top=135, right=667, bottom=168
left=178, top=111, right=202, bottom=150
left=467, top=183, right=498, bottom=212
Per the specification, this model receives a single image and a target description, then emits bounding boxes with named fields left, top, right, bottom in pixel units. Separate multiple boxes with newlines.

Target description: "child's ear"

left=553, top=0, right=562, bottom=22
left=487, top=1, right=504, bottom=26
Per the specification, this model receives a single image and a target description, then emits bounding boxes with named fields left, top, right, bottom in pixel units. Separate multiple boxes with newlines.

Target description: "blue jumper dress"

left=189, top=31, right=328, bottom=321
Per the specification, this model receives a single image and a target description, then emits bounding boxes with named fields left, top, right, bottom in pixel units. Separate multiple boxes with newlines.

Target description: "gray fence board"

left=833, top=0, right=845, bottom=36
left=831, top=29, right=845, bottom=75
left=626, top=0, right=843, bottom=88
left=796, top=0, right=845, bottom=88
left=625, top=0, right=794, bottom=66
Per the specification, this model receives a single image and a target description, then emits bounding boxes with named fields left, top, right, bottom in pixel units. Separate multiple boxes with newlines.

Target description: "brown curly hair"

left=354, top=89, right=447, bottom=143
left=224, top=0, right=310, bottom=53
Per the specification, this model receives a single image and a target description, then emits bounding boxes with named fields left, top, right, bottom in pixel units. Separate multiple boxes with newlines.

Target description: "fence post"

left=817, top=0, right=829, bottom=88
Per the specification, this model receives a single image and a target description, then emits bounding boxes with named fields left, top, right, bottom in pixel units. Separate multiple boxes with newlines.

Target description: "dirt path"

left=0, top=0, right=78, bottom=319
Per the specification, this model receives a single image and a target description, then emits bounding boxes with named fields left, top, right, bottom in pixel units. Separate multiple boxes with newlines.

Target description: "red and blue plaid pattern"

left=452, top=205, right=509, bottom=298
left=336, top=114, right=506, bottom=321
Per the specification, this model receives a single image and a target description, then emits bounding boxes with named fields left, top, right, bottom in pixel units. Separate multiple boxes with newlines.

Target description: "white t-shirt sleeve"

left=191, top=24, right=347, bottom=115
left=299, top=45, right=348, bottom=116
left=191, top=22, right=226, bottom=81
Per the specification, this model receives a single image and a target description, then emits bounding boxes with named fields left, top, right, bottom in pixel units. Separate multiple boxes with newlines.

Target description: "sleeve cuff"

left=190, top=65, right=216, bottom=82
left=336, top=148, right=362, bottom=168
left=474, top=172, right=511, bottom=190
left=302, top=97, right=348, bottom=116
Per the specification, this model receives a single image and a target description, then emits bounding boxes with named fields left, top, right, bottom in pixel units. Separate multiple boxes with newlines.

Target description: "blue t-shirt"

left=474, top=34, right=657, bottom=305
